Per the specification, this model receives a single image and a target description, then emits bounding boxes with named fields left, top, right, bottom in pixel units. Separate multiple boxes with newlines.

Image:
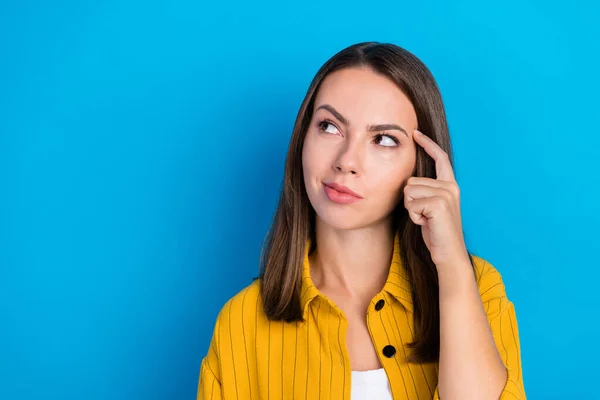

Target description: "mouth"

left=323, top=182, right=363, bottom=204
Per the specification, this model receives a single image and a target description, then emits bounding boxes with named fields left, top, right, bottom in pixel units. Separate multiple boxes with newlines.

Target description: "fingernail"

left=414, top=129, right=422, bottom=136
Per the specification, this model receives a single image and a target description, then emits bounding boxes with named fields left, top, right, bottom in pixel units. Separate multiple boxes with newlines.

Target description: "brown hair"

left=257, top=42, right=474, bottom=364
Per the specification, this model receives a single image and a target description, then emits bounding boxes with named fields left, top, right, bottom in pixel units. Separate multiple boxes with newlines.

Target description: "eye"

left=374, top=133, right=400, bottom=147
left=317, top=120, right=340, bottom=135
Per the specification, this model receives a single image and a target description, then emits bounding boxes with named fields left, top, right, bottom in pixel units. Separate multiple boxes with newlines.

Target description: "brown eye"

left=318, top=120, right=340, bottom=134
left=374, top=133, right=400, bottom=147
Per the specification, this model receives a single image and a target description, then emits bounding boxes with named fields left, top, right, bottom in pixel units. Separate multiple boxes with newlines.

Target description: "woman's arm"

left=405, top=131, right=525, bottom=399
left=433, top=257, right=526, bottom=400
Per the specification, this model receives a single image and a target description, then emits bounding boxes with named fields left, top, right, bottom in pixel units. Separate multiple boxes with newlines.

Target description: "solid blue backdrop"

left=1, top=1, right=598, bottom=399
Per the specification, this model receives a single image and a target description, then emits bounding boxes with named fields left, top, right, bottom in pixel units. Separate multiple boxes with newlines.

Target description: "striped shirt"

left=197, top=234, right=526, bottom=399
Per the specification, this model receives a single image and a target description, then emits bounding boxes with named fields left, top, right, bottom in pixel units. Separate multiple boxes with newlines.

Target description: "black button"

left=383, top=345, right=396, bottom=358
left=375, top=299, right=385, bottom=311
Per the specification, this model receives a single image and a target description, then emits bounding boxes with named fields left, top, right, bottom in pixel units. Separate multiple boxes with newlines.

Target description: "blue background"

left=1, top=1, right=598, bottom=399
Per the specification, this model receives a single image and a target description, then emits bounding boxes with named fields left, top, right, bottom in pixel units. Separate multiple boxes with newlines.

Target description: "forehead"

left=313, top=67, right=417, bottom=129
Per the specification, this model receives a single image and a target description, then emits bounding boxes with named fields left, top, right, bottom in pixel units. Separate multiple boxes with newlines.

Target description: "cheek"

left=367, top=163, right=411, bottom=203
left=302, top=133, right=327, bottom=176
left=302, top=140, right=319, bottom=193
left=301, top=138, right=312, bottom=176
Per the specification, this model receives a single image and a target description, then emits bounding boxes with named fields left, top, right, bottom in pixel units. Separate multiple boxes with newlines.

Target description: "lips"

left=323, top=182, right=363, bottom=198
left=323, top=182, right=363, bottom=204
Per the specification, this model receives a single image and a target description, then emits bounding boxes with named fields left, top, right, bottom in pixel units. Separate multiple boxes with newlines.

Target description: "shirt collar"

left=300, top=231, right=414, bottom=320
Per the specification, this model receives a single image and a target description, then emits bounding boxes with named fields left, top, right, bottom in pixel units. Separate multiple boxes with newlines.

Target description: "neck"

left=309, top=218, right=396, bottom=302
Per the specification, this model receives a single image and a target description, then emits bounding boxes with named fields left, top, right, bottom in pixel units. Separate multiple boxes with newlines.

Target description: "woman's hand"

left=403, top=129, right=470, bottom=270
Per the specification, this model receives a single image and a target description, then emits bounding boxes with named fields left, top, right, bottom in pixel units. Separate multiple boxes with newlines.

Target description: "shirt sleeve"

left=197, top=313, right=223, bottom=400
left=488, top=298, right=526, bottom=399
left=432, top=257, right=526, bottom=399
left=197, top=355, right=222, bottom=400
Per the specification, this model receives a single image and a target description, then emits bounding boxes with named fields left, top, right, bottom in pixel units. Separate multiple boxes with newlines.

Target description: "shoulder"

left=210, top=278, right=268, bottom=343
left=214, top=278, right=263, bottom=325
left=469, top=254, right=509, bottom=303
left=202, top=280, right=264, bottom=378
left=208, top=279, right=271, bottom=359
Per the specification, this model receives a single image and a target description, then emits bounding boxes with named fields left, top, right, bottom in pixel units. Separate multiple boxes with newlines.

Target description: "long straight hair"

left=258, top=42, right=474, bottom=363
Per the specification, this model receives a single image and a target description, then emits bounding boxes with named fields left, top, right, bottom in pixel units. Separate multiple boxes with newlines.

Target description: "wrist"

left=436, top=257, right=477, bottom=300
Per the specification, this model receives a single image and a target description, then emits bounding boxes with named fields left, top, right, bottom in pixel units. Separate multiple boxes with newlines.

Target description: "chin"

left=312, top=204, right=368, bottom=231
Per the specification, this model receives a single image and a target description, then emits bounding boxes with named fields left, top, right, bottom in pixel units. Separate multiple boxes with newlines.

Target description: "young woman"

left=197, top=42, right=526, bottom=400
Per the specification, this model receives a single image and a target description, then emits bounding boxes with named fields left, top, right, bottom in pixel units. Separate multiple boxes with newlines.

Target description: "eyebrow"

left=315, top=104, right=408, bottom=137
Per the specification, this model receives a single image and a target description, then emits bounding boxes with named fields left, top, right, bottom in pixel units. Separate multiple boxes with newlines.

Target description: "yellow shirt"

left=197, top=235, right=526, bottom=399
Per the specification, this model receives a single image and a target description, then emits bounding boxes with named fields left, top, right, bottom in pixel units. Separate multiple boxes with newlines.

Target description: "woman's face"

left=302, top=67, right=418, bottom=231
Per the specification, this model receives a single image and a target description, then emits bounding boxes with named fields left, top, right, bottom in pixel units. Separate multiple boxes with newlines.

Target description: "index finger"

left=414, top=130, right=456, bottom=182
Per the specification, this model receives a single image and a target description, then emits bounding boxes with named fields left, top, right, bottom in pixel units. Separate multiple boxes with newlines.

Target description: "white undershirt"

left=351, top=368, right=393, bottom=399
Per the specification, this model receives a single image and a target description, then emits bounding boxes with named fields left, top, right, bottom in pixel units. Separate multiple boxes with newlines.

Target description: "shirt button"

left=375, top=299, right=385, bottom=311
left=383, top=345, right=396, bottom=358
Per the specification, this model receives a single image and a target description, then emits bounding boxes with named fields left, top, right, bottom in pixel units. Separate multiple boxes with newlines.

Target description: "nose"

left=333, top=139, right=363, bottom=176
